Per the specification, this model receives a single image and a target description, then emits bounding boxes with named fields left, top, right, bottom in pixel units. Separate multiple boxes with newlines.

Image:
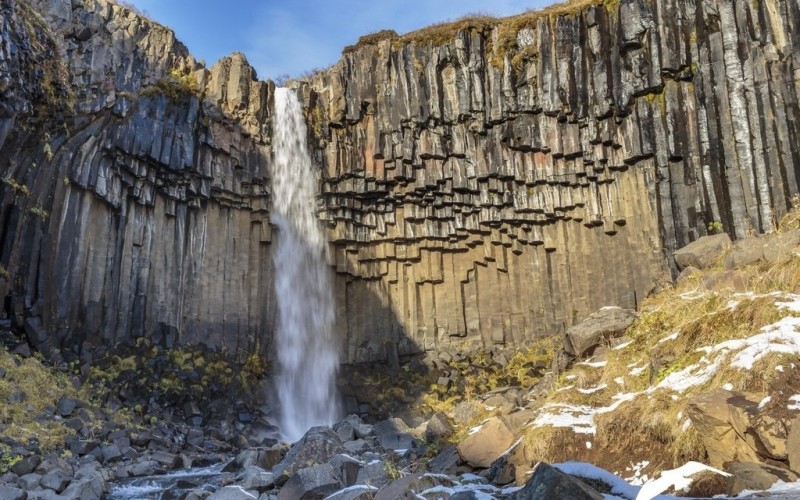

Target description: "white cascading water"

left=271, top=87, right=339, bottom=442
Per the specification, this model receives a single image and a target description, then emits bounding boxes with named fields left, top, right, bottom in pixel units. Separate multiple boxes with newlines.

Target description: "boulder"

left=354, top=461, right=390, bottom=488
left=330, top=454, right=363, bottom=487
left=427, top=445, right=461, bottom=475
left=724, top=462, right=799, bottom=496
left=673, top=233, right=732, bottom=271
left=40, top=470, right=71, bottom=493
left=272, top=426, right=344, bottom=486
left=17, top=473, right=42, bottom=490
left=373, top=472, right=456, bottom=500
left=563, top=307, right=637, bottom=357
left=511, top=462, right=603, bottom=499
left=425, top=412, right=454, bottom=442
left=687, top=389, right=767, bottom=467
left=277, top=463, right=341, bottom=500
left=224, top=446, right=284, bottom=472
left=207, top=485, right=258, bottom=499
left=0, top=486, right=26, bottom=500
left=789, top=415, right=800, bottom=473
left=452, top=401, right=482, bottom=424
left=457, top=417, right=515, bottom=468
left=61, top=464, right=106, bottom=500
left=237, top=467, right=275, bottom=492
left=373, top=418, right=417, bottom=451
left=11, top=456, right=41, bottom=476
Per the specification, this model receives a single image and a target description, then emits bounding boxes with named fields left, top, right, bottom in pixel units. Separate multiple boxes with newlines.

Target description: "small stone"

left=101, top=444, right=122, bottom=463
left=57, top=397, right=77, bottom=417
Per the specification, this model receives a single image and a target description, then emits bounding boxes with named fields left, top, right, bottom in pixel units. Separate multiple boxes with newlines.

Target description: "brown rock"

left=673, top=234, right=733, bottom=271
left=457, top=417, right=515, bottom=468
left=724, top=462, right=799, bottom=496
left=686, top=389, right=763, bottom=468
left=563, top=307, right=637, bottom=357
left=788, top=415, right=800, bottom=474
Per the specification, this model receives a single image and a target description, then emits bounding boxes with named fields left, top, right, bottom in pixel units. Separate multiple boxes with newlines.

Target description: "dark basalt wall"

left=1, top=0, right=799, bottom=363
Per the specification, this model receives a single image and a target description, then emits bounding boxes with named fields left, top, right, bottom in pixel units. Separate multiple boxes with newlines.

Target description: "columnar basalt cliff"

left=1, top=0, right=799, bottom=364
left=0, top=0, right=277, bottom=361
left=306, top=0, right=800, bottom=361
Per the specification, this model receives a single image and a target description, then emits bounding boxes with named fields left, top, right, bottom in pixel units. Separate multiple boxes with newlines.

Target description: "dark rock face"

left=1, top=0, right=800, bottom=362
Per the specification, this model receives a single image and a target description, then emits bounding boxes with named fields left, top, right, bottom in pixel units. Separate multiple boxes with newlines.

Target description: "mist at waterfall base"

left=271, top=87, right=340, bottom=442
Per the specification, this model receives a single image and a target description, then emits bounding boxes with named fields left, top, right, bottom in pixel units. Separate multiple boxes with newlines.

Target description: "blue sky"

left=127, top=0, right=548, bottom=80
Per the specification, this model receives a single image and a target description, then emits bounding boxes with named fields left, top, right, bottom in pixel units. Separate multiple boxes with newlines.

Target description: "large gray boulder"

left=511, top=462, right=603, bottom=499
left=277, top=463, right=341, bottom=500
left=272, top=427, right=344, bottom=486
left=673, top=233, right=732, bottom=271
left=563, top=307, right=637, bottom=357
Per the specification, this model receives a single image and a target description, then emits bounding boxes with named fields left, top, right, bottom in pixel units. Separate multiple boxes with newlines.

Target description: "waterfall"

left=271, top=87, right=339, bottom=442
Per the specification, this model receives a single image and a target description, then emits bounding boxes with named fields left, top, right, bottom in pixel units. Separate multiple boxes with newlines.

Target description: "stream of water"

left=271, top=87, right=340, bottom=442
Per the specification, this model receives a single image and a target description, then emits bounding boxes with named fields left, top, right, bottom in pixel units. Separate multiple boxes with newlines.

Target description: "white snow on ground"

left=557, top=384, right=575, bottom=392
left=323, top=485, right=378, bottom=500
left=614, top=339, right=634, bottom=350
left=788, top=395, right=800, bottom=411
left=578, top=360, right=609, bottom=368
left=615, top=376, right=625, bottom=385
left=634, top=462, right=729, bottom=500
left=555, top=461, right=641, bottom=499
left=629, top=363, right=649, bottom=377
left=657, top=332, right=680, bottom=344
left=578, top=383, right=608, bottom=394
left=653, top=355, right=724, bottom=393
left=531, top=393, right=638, bottom=434
left=737, top=479, right=800, bottom=497
left=678, top=290, right=706, bottom=300
left=623, top=460, right=650, bottom=486
left=759, top=396, right=772, bottom=409
left=652, top=308, right=800, bottom=393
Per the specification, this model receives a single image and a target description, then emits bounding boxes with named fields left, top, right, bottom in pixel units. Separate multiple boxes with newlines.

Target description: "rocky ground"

left=2, top=227, right=800, bottom=499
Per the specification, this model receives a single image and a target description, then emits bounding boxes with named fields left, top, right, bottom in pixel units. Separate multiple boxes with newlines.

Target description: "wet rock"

left=224, top=446, right=284, bottom=472
left=563, top=307, right=637, bottom=358
left=207, top=485, right=258, bottom=499
left=511, top=462, right=603, bottom=499
left=277, top=463, right=341, bottom=500
left=272, top=427, right=344, bottom=486
left=237, top=466, right=275, bottom=492
left=457, top=417, right=515, bottom=468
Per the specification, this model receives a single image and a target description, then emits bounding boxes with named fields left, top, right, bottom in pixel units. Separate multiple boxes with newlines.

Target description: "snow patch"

left=629, top=364, right=649, bottom=377
left=578, top=383, right=608, bottom=394
left=324, top=485, right=378, bottom=500
left=788, top=395, right=800, bottom=411
left=555, top=461, right=640, bottom=499
left=657, top=332, right=680, bottom=345
left=531, top=393, right=638, bottom=434
left=614, top=339, right=634, bottom=350
left=758, top=396, right=772, bottom=409
left=577, top=360, right=608, bottom=368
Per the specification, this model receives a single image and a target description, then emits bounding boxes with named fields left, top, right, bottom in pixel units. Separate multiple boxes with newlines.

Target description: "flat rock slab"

left=563, top=307, right=637, bottom=357
left=673, top=233, right=732, bottom=271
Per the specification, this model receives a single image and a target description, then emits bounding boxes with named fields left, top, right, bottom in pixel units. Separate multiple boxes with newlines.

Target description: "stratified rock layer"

left=2, top=0, right=800, bottom=363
